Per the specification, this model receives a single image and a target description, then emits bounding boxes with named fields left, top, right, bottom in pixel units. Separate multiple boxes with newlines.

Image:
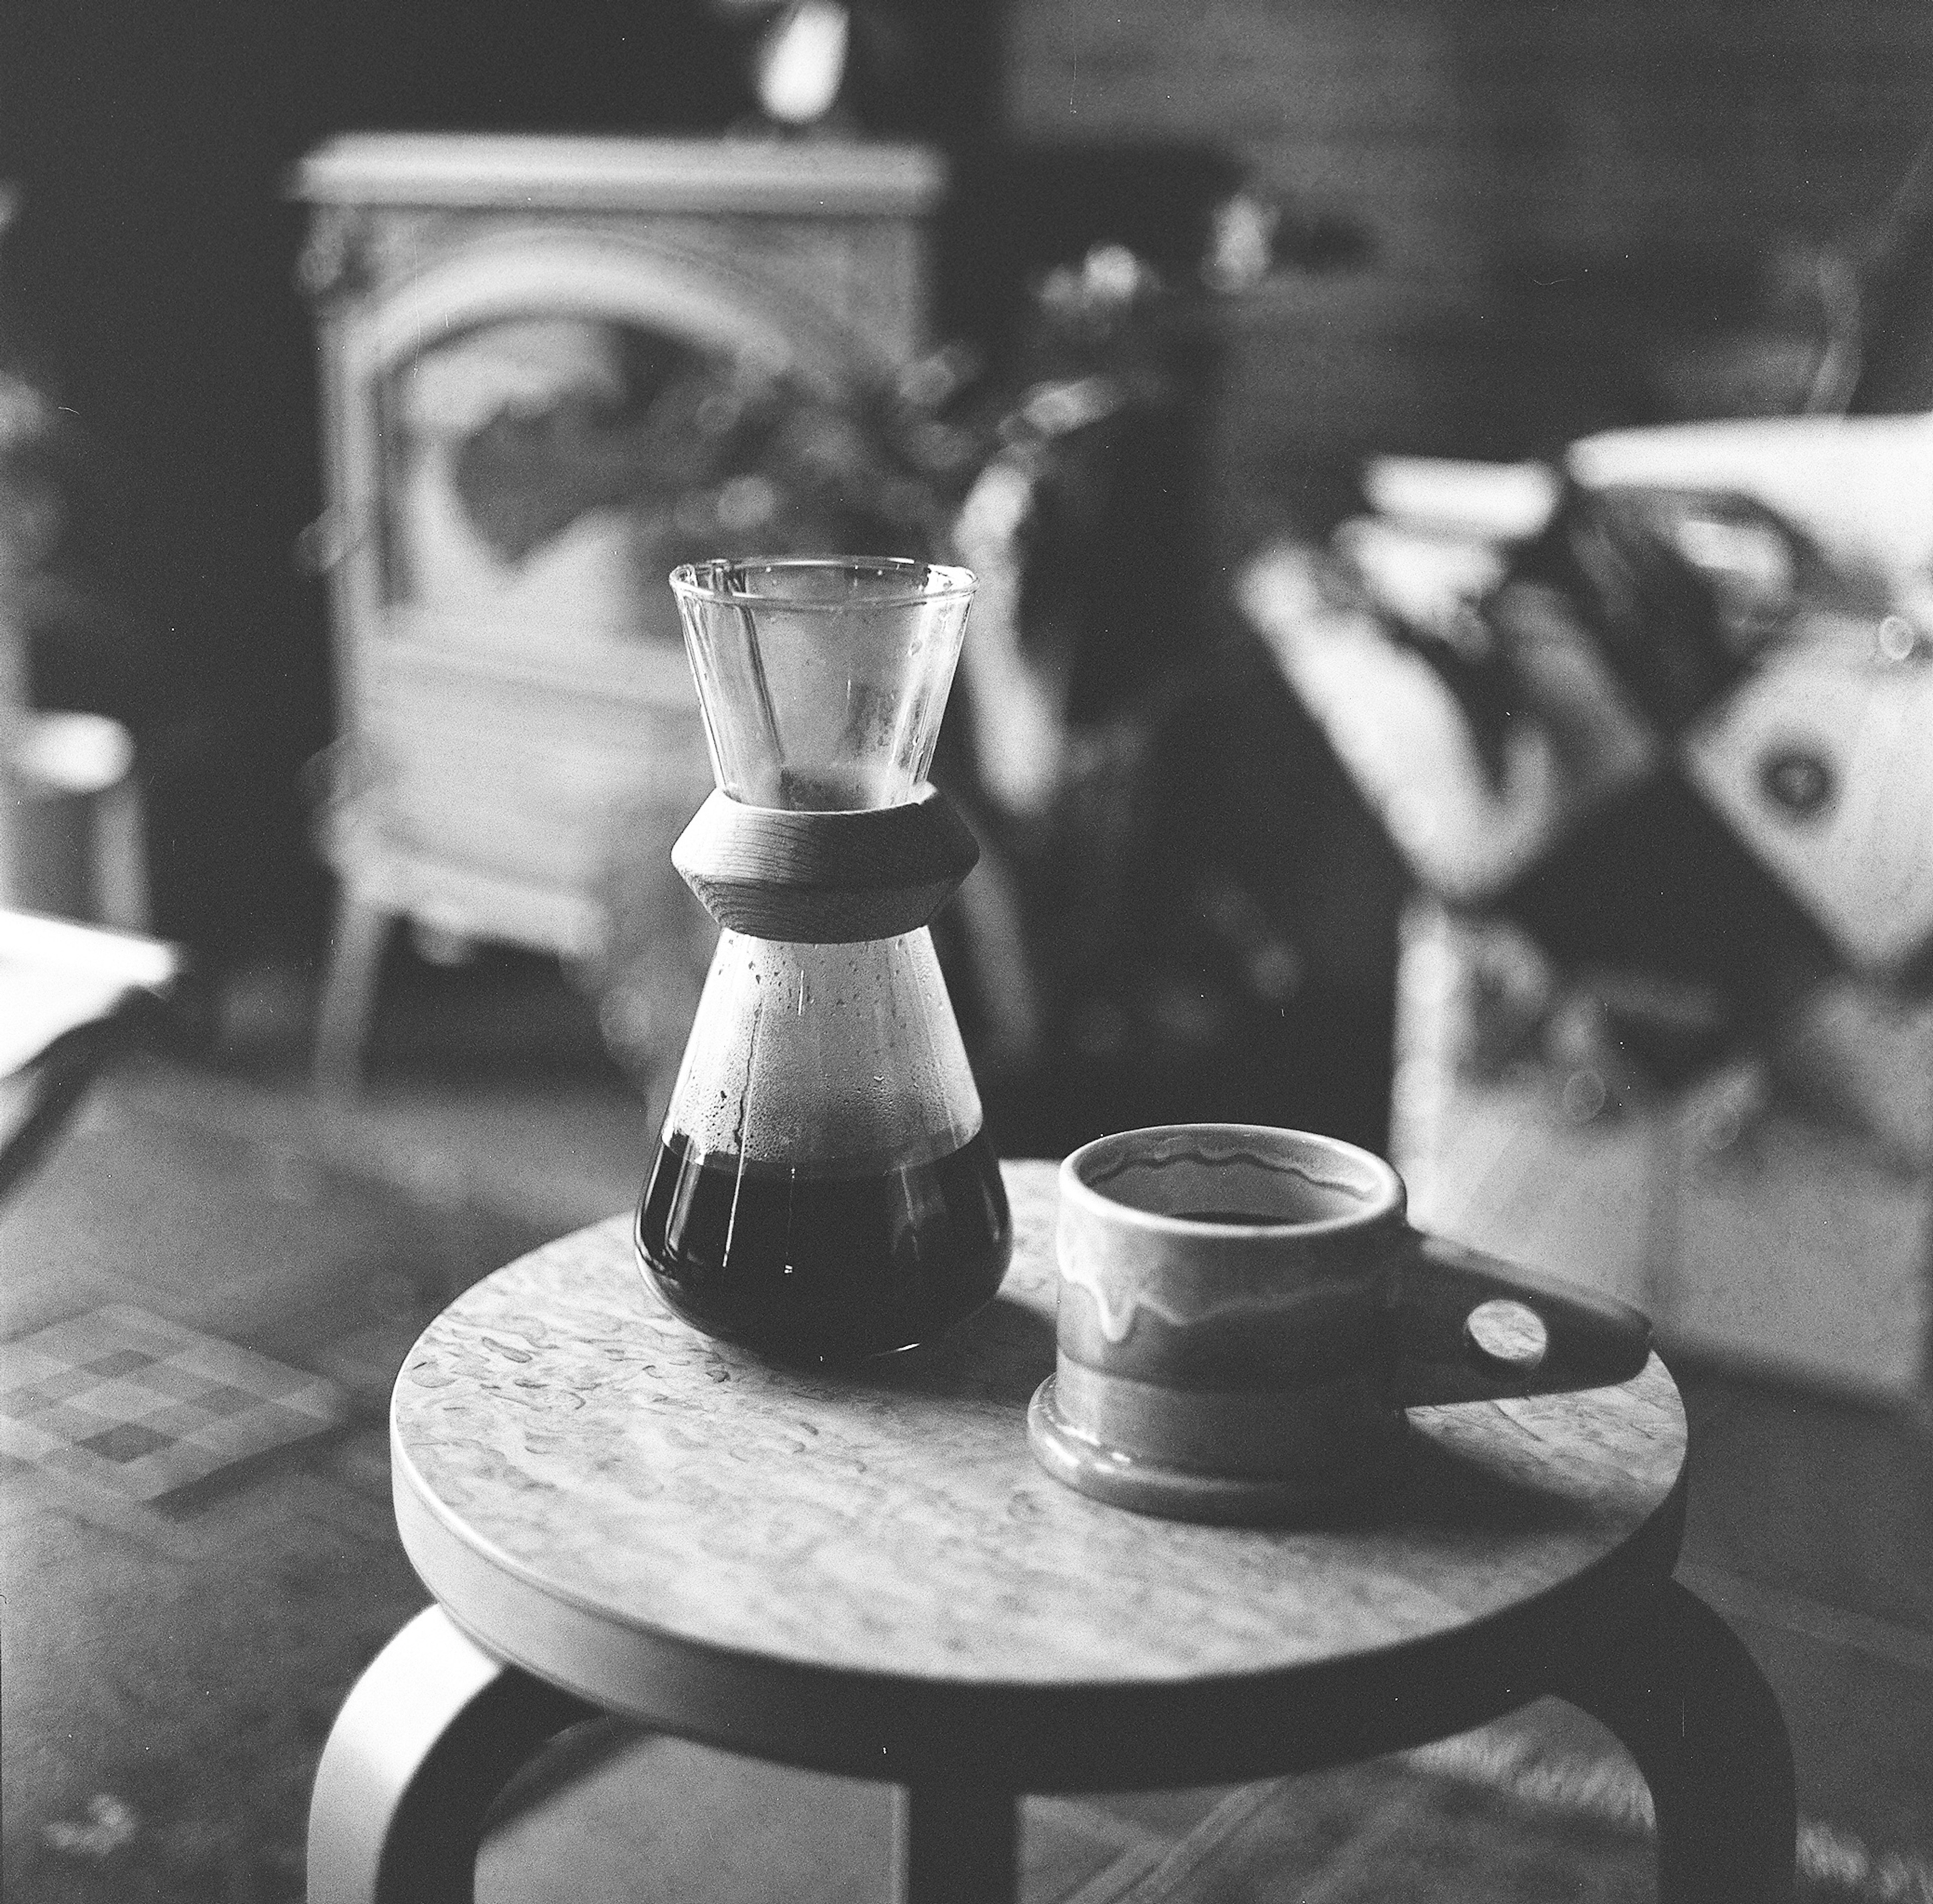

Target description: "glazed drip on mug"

left=1057, top=1245, right=1366, bottom=1345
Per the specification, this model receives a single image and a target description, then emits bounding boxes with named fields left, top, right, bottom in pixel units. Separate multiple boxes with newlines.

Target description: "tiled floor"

left=1, top=1305, right=345, bottom=1502
left=3, top=945, right=1929, bottom=1900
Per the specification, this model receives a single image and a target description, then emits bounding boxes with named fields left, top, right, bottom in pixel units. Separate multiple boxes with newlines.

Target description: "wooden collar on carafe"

left=672, top=784, right=980, bottom=942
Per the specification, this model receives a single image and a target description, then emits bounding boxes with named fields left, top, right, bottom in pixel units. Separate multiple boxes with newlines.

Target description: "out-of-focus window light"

left=756, top=0, right=850, bottom=127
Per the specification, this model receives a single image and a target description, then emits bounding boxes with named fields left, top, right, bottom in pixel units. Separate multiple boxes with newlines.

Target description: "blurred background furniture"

left=1, top=707, right=148, bottom=935
left=0, top=907, right=178, bottom=1203
left=3, top=186, right=152, bottom=943
left=1238, top=412, right=1933, bottom=1404
left=2, top=317, right=176, bottom=1196
left=291, top=134, right=945, bottom=1093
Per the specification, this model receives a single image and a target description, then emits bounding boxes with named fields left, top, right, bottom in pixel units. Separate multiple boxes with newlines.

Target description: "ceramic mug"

left=1026, top=1124, right=1652, bottom=1522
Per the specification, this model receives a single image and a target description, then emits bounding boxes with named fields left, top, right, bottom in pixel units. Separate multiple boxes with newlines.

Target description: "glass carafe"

left=637, top=558, right=1012, bottom=1363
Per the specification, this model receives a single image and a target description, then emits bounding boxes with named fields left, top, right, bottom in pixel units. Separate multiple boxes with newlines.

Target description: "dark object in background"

left=1520, top=486, right=1755, bottom=734
left=1489, top=482, right=1850, bottom=1049
left=940, top=164, right=1403, bottom=1159
left=1850, top=132, right=1933, bottom=415
left=1500, top=771, right=1832, bottom=1037
left=1342, top=477, right=1844, bottom=1070
left=0, top=199, right=228, bottom=953
left=935, top=139, right=1369, bottom=388
left=936, top=143, right=1246, bottom=384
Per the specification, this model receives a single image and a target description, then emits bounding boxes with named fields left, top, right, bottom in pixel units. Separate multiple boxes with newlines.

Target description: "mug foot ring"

left=1025, top=1376, right=1407, bottom=1526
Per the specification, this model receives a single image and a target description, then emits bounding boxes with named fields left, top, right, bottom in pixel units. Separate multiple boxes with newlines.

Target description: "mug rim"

left=1059, top=1123, right=1404, bottom=1238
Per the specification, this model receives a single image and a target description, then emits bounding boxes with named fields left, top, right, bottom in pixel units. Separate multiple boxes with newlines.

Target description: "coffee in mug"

left=1027, top=1124, right=1652, bottom=1522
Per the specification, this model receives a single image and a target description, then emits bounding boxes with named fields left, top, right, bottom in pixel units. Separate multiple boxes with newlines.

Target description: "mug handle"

left=1389, top=1230, right=1653, bottom=1407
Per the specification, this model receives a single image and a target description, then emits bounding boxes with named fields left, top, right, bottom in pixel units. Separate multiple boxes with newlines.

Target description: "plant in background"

left=436, top=326, right=986, bottom=586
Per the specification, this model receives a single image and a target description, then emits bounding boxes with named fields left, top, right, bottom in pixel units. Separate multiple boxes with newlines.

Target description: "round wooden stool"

left=308, top=1161, right=1795, bottom=1903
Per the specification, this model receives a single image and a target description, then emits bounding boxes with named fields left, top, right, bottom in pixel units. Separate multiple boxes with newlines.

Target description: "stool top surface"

left=394, top=1161, right=1684, bottom=1704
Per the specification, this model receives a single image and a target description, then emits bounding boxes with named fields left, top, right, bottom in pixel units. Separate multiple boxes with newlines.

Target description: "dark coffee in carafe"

left=636, top=1128, right=1010, bottom=1362
left=634, top=929, right=1012, bottom=1362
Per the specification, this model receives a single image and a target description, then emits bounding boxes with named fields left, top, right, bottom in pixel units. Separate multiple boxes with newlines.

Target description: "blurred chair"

left=1, top=704, right=150, bottom=933
left=0, top=906, right=178, bottom=1205
left=3, top=175, right=153, bottom=942
left=1238, top=410, right=1933, bottom=1403
left=2, top=262, right=174, bottom=1199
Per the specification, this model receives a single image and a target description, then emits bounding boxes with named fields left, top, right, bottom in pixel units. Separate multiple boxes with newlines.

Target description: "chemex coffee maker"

left=636, top=557, right=1013, bottom=1363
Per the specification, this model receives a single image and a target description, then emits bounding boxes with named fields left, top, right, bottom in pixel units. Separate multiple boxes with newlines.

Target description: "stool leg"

left=308, top=1606, right=599, bottom=1904
left=892, top=1785, right=1019, bottom=1904
left=1554, top=1577, right=1796, bottom=1904
left=316, top=892, right=394, bottom=1095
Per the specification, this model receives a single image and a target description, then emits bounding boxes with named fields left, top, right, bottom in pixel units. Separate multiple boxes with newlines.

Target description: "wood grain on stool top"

left=394, top=1163, right=1683, bottom=1732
